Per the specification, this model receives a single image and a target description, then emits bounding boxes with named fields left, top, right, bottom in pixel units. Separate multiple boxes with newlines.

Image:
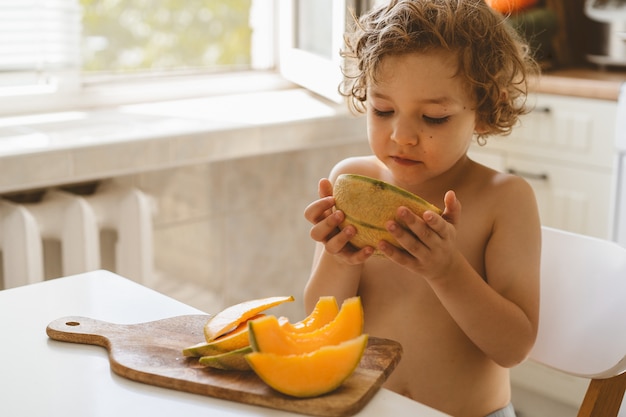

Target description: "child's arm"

left=379, top=181, right=541, bottom=367
left=303, top=178, right=374, bottom=313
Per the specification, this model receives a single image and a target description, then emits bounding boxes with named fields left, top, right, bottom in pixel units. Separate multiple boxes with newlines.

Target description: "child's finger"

left=303, top=196, right=335, bottom=224
left=309, top=210, right=344, bottom=242
left=318, top=178, right=334, bottom=198
left=442, top=190, right=461, bottom=225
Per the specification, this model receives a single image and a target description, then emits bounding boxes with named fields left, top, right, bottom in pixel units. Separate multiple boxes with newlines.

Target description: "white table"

left=0, top=270, right=450, bottom=417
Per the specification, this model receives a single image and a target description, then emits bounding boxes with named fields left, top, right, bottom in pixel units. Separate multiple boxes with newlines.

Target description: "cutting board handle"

left=47, top=316, right=118, bottom=348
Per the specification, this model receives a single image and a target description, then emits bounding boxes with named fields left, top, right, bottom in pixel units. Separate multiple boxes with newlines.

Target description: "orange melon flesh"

left=249, top=296, right=363, bottom=355
left=204, top=295, right=294, bottom=341
left=183, top=314, right=263, bottom=357
left=245, top=334, right=368, bottom=398
left=333, top=174, right=441, bottom=250
left=279, top=296, right=339, bottom=333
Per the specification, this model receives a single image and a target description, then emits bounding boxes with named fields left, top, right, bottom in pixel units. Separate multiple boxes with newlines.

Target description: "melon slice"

left=249, top=296, right=363, bottom=355
left=204, top=295, right=294, bottom=341
left=245, top=334, right=368, bottom=397
left=198, top=346, right=253, bottom=371
left=183, top=314, right=263, bottom=357
left=278, top=296, right=339, bottom=334
left=333, top=173, right=441, bottom=250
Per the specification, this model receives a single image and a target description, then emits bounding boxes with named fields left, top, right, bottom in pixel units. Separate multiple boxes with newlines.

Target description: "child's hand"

left=304, top=178, right=374, bottom=264
left=379, top=190, right=462, bottom=280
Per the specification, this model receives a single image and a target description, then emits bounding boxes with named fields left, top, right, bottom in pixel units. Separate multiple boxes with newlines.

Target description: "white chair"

left=529, top=226, right=626, bottom=417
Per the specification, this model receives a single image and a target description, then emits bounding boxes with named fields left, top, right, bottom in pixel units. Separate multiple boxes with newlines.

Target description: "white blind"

left=0, top=0, right=81, bottom=90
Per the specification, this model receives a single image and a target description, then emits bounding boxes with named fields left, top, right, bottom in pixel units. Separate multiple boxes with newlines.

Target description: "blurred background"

left=0, top=1, right=625, bottom=416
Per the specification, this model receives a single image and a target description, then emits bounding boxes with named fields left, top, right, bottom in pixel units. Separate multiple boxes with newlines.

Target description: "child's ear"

left=474, top=120, right=489, bottom=135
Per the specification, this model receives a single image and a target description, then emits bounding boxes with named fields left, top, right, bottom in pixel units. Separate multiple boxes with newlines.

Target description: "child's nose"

left=390, top=119, right=419, bottom=146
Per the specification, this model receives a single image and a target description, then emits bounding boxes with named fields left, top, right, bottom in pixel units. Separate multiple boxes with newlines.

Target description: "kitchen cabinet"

left=470, top=93, right=617, bottom=239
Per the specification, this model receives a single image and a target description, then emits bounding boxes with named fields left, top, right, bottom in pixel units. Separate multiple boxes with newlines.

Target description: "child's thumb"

left=442, top=190, right=461, bottom=225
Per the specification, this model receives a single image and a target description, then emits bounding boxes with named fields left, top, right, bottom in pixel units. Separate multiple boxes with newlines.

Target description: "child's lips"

left=391, top=155, right=420, bottom=166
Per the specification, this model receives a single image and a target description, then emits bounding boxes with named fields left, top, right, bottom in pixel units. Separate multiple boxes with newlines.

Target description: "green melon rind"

left=342, top=212, right=387, bottom=232
left=183, top=341, right=225, bottom=357
left=198, top=346, right=253, bottom=371
left=183, top=339, right=249, bottom=357
left=339, top=174, right=441, bottom=211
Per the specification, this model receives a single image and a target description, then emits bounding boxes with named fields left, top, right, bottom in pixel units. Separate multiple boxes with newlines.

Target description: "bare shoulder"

left=461, top=160, right=541, bottom=261
left=489, top=168, right=541, bottom=256
left=489, top=168, right=540, bottom=227
left=328, top=156, right=385, bottom=182
left=467, top=162, right=538, bottom=215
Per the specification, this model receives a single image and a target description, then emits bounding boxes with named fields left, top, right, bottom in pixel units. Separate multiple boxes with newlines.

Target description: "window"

left=0, top=0, right=370, bottom=116
left=80, top=0, right=262, bottom=75
left=278, top=0, right=362, bottom=103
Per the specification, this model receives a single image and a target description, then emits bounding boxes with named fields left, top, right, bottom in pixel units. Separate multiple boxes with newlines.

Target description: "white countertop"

left=0, top=89, right=366, bottom=194
left=0, top=270, right=450, bottom=417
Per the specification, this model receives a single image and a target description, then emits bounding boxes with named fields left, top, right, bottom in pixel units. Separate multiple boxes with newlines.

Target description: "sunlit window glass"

left=295, top=0, right=333, bottom=60
left=80, top=0, right=255, bottom=74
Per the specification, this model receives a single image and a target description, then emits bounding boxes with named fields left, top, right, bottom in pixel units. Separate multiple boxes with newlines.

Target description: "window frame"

left=0, top=0, right=370, bottom=117
left=277, top=0, right=350, bottom=103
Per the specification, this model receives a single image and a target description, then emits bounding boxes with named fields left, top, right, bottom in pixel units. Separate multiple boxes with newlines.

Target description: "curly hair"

left=340, top=0, right=539, bottom=142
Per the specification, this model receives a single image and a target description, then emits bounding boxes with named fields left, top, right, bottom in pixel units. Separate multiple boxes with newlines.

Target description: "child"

left=303, top=1, right=541, bottom=416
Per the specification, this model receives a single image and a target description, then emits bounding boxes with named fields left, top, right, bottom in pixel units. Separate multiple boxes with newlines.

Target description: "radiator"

left=0, top=182, right=154, bottom=289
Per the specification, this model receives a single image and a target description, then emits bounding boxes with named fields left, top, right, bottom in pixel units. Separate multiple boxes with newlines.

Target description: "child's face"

left=366, top=50, right=483, bottom=186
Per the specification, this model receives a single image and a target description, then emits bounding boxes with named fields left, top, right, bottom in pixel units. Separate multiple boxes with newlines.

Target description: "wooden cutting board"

left=46, top=314, right=402, bottom=417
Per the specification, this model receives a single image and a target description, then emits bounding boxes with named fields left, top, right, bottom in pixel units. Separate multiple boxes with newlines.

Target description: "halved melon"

left=333, top=173, right=441, bottom=250
left=279, top=296, right=339, bottom=334
left=249, top=296, right=363, bottom=355
left=246, top=334, right=368, bottom=397
left=204, top=295, right=294, bottom=341
left=183, top=314, right=263, bottom=357
left=198, top=346, right=253, bottom=371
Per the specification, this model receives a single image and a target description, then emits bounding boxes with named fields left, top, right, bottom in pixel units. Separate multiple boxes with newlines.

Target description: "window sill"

left=0, top=71, right=296, bottom=117
left=0, top=87, right=367, bottom=194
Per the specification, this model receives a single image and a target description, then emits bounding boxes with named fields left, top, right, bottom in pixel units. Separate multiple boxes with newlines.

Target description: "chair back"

left=529, top=227, right=626, bottom=417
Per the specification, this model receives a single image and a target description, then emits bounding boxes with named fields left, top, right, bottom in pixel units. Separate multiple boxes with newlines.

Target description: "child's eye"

left=423, top=115, right=449, bottom=125
left=372, top=108, right=393, bottom=117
